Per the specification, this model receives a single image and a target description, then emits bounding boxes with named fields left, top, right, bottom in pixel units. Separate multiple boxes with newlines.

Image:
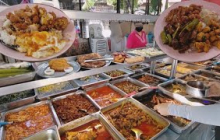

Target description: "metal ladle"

left=131, top=128, right=143, bottom=140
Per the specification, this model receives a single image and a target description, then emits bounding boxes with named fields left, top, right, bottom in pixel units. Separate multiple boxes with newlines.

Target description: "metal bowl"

left=186, top=81, right=209, bottom=98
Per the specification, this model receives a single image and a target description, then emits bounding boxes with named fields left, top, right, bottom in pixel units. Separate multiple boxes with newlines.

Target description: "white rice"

left=0, top=30, right=16, bottom=45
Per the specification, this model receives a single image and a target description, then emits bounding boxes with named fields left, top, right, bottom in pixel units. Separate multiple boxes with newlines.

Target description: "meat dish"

left=135, top=92, right=190, bottom=127
left=104, top=102, right=165, bottom=140
left=137, top=75, right=163, bottom=86
left=49, top=58, right=71, bottom=72
left=61, top=120, right=113, bottom=140
left=181, top=74, right=210, bottom=84
left=197, top=71, right=220, bottom=81
left=4, top=104, right=54, bottom=140
left=105, top=70, right=125, bottom=78
left=0, top=5, right=69, bottom=58
left=161, top=4, right=220, bottom=53
left=52, top=94, right=98, bottom=124
left=77, top=53, right=106, bottom=68
left=87, top=86, right=123, bottom=107
left=165, top=83, right=188, bottom=95
left=114, top=81, right=141, bottom=94
left=129, top=64, right=146, bottom=70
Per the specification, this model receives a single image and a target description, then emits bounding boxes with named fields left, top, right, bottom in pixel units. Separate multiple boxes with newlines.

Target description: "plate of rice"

left=0, top=4, right=75, bottom=61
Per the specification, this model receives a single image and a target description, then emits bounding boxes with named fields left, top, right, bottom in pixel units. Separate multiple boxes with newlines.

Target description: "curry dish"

left=87, top=86, right=123, bottom=107
left=104, top=102, right=164, bottom=140
left=52, top=94, right=98, bottom=124
left=4, top=104, right=54, bottom=140
left=61, top=120, right=113, bottom=140
left=138, top=75, right=162, bottom=86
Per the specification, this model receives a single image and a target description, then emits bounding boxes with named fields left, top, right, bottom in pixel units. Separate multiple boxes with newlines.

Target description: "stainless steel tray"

left=178, top=73, right=210, bottom=83
left=132, top=90, right=194, bottom=134
left=0, top=89, right=36, bottom=112
left=193, top=69, right=220, bottom=81
left=100, top=98, right=170, bottom=140
left=155, top=68, right=183, bottom=78
left=0, top=71, right=35, bottom=87
left=0, top=100, right=58, bottom=140
left=50, top=90, right=100, bottom=126
left=74, top=73, right=110, bottom=89
left=131, top=72, right=167, bottom=86
left=110, top=77, right=150, bottom=97
left=35, top=80, right=79, bottom=100
left=84, top=83, right=127, bottom=108
left=205, top=66, right=220, bottom=75
left=103, top=68, right=134, bottom=80
left=125, top=63, right=150, bottom=73
left=24, top=126, right=60, bottom=140
left=158, top=79, right=190, bottom=98
left=58, top=112, right=120, bottom=140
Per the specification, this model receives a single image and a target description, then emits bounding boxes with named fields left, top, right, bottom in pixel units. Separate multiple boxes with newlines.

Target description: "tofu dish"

left=0, top=5, right=69, bottom=58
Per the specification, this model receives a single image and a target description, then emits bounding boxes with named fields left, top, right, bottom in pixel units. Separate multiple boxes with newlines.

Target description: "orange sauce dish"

left=87, top=86, right=123, bottom=107
left=61, top=120, right=114, bottom=140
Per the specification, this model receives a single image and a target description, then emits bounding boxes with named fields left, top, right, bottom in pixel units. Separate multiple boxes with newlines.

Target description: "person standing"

left=126, top=22, right=147, bottom=49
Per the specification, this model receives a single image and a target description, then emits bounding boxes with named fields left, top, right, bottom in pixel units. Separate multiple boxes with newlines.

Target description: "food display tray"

left=58, top=112, right=120, bottom=140
left=158, top=79, right=219, bottom=104
left=0, top=101, right=59, bottom=140
left=0, top=89, right=36, bottom=112
left=74, top=73, right=110, bottom=89
left=84, top=83, right=127, bottom=109
left=0, top=71, right=35, bottom=87
left=125, top=63, right=150, bottom=73
left=133, top=90, right=195, bottom=133
left=205, top=66, right=220, bottom=75
left=50, top=90, right=100, bottom=126
left=192, top=69, right=220, bottom=82
left=35, top=80, right=79, bottom=100
left=24, top=126, right=60, bottom=140
left=158, top=79, right=190, bottom=98
left=110, top=77, right=150, bottom=97
left=155, top=68, right=183, bottom=78
left=126, top=47, right=166, bottom=60
left=131, top=72, right=167, bottom=86
left=100, top=98, right=170, bottom=140
left=178, top=73, right=210, bottom=82
left=103, top=68, right=134, bottom=80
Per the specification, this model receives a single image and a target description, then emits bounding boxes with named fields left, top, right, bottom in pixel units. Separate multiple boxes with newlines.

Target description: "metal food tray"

left=110, top=77, right=150, bottom=97
left=24, top=126, right=60, bottom=140
left=0, top=101, right=58, bottom=140
left=133, top=90, right=194, bottom=134
left=50, top=90, right=100, bottom=126
left=74, top=73, right=110, bottom=89
left=205, top=66, right=220, bottom=75
left=158, top=79, right=191, bottom=98
left=58, top=112, right=120, bottom=140
left=103, top=68, right=134, bottom=80
left=131, top=72, right=167, bottom=86
left=155, top=68, right=183, bottom=78
left=126, top=47, right=166, bottom=59
left=35, top=80, right=79, bottom=100
left=84, top=83, right=127, bottom=109
left=178, top=73, right=210, bottom=83
left=0, top=89, right=36, bottom=112
left=0, top=71, right=35, bottom=87
left=192, top=69, right=220, bottom=82
left=125, top=63, right=150, bottom=73
left=100, top=98, right=170, bottom=140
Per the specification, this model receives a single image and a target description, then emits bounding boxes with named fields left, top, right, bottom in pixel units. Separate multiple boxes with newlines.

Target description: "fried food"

left=77, top=53, right=106, bottom=68
left=113, top=52, right=127, bottom=63
left=161, top=4, right=220, bottom=53
left=49, top=58, right=71, bottom=72
left=125, top=56, right=145, bottom=64
left=0, top=5, right=69, bottom=58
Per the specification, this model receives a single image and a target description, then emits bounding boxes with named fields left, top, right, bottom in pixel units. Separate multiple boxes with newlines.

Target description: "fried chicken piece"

left=13, top=23, right=28, bottom=30
left=54, top=17, right=69, bottom=30
left=49, top=58, right=71, bottom=72
left=6, top=12, right=22, bottom=23
left=32, top=15, right=40, bottom=24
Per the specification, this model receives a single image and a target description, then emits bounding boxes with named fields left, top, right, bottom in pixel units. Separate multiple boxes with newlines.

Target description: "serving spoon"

left=0, top=121, right=13, bottom=127
left=131, top=128, right=143, bottom=140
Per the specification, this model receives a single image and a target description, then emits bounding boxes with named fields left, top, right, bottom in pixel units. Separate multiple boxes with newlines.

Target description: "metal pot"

left=186, top=81, right=209, bottom=98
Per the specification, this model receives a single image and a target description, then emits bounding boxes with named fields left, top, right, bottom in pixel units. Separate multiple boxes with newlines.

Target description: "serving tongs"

left=84, top=57, right=113, bottom=63
left=0, top=121, right=13, bottom=127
